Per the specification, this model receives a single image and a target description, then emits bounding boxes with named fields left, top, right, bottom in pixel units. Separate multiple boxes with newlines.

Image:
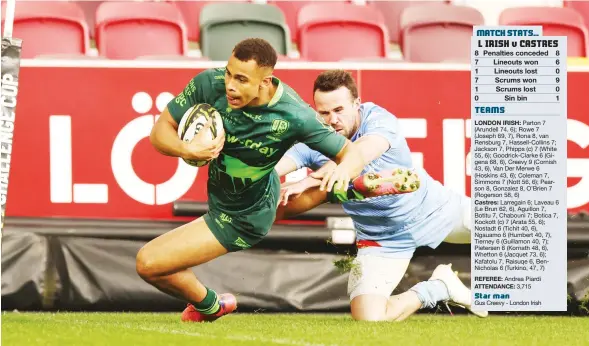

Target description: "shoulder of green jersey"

left=213, top=68, right=226, bottom=80
left=312, top=110, right=335, bottom=132
left=197, top=69, right=227, bottom=103
left=281, top=84, right=308, bottom=108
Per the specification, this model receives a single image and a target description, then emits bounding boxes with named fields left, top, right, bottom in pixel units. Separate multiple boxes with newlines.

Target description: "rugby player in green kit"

left=136, top=39, right=366, bottom=322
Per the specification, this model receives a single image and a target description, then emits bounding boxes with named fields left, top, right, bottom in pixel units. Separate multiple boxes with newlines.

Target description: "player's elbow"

left=150, top=109, right=176, bottom=150
left=149, top=121, right=168, bottom=154
left=149, top=125, right=158, bottom=147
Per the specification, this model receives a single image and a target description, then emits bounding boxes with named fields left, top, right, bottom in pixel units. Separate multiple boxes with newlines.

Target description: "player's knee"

left=351, top=308, right=386, bottom=322
left=350, top=297, right=387, bottom=322
left=135, top=247, right=158, bottom=280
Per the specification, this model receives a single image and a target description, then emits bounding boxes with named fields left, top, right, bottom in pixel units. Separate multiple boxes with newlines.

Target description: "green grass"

left=2, top=312, right=588, bottom=346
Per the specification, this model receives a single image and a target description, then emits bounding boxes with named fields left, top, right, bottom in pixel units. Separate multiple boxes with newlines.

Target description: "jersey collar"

left=350, top=104, right=365, bottom=141
left=268, top=77, right=284, bottom=107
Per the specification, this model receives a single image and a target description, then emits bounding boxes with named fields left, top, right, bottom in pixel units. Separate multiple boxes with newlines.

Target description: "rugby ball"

left=177, top=103, right=224, bottom=167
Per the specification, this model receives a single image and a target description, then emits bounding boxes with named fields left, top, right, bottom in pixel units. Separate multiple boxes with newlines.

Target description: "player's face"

left=314, top=86, right=360, bottom=138
left=225, top=55, right=271, bottom=109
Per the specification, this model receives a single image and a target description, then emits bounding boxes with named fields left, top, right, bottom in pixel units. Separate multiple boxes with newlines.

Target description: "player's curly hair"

left=313, top=70, right=359, bottom=100
left=232, top=38, right=278, bottom=69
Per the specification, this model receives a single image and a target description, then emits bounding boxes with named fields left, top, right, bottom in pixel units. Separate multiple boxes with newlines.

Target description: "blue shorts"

left=356, top=194, right=471, bottom=259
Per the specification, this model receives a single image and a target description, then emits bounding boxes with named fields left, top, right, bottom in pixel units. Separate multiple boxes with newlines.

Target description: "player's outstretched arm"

left=320, top=140, right=365, bottom=192
left=274, top=156, right=299, bottom=177
left=275, top=185, right=328, bottom=222
left=150, top=108, right=224, bottom=162
left=316, top=135, right=421, bottom=198
left=329, top=134, right=390, bottom=179
left=352, top=134, right=390, bottom=163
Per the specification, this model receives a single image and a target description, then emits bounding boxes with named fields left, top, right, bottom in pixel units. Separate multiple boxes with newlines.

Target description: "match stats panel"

left=470, top=27, right=567, bottom=312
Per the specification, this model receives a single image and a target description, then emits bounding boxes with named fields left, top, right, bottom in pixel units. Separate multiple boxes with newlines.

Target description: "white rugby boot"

left=430, top=263, right=489, bottom=318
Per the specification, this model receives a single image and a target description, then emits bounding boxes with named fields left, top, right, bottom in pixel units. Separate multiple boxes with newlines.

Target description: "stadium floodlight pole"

left=1, top=0, right=21, bottom=232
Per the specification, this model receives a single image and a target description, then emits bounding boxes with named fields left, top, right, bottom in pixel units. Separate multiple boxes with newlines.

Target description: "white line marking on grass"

left=132, top=326, right=340, bottom=346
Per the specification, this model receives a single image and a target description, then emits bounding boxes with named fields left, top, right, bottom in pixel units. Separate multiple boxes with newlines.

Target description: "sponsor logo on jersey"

left=243, top=111, right=262, bottom=121
left=226, top=134, right=279, bottom=158
left=220, top=212, right=233, bottom=223
left=234, top=237, right=251, bottom=249
left=271, top=119, right=289, bottom=137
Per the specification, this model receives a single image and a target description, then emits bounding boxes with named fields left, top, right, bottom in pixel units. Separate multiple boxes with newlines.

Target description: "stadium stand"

left=366, top=0, right=450, bottom=44
left=266, top=0, right=350, bottom=45
left=135, top=55, right=211, bottom=60
left=172, top=0, right=248, bottom=43
left=33, top=54, right=108, bottom=60
left=95, top=1, right=188, bottom=59
left=399, top=3, right=484, bottom=62
left=339, top=56, right=403, bottom=62
left=568, top=56, right=589, bottom=65
left=5, top=0, right=588, bottom=61
left=499, top=6, right=589, bottom=57
left=451, top=0, right=565, bottom=25
left=564, top=0, right=589, bottom=28
left=297, top=2, right=389, bottom=61
left=1, top=1, right=89, bottom=58
left=72, top=0, right=138, bottom=39
left=277, top=54, right=308, bottom=61
left=199, top=2, right=291, bottom=60
left=71, top=0, right=102, bottom=38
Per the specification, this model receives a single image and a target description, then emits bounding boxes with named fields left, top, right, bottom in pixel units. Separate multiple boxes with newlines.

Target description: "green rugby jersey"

left=167, top=68, right=346, bottom=210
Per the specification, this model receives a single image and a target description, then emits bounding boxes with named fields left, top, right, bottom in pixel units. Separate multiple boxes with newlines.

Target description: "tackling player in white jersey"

left=274, top=70, right=488, bottom=321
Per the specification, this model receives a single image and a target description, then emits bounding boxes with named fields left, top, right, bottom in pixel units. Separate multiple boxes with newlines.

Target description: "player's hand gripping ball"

left=177, top=103, right=224, bottom=167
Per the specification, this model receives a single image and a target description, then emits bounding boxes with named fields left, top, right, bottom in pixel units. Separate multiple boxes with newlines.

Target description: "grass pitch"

left=3, top=312, right=588, bottom=346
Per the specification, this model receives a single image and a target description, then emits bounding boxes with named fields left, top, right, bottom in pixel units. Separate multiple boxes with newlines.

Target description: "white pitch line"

left=131, top=325, right=340, bottom=346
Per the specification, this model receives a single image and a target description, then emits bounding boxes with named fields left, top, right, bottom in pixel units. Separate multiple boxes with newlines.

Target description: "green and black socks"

left=192, top=288, right=220, bottom=315
left=327, top=185, right=366, bottom=204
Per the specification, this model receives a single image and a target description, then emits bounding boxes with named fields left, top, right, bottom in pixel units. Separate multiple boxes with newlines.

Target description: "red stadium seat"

left=277, top=54, right=306, bottom=61
left=34, top=54, right=108, bottom=60
left=339, top=56, right=402, bottom=63
left=135, top=55, right=211, bottom=60
left=170, top=0, right=248, bottom=43
left=71, top=0, right=103, bottom=38
left=73, top=0, right=162, bottom=39
left=0, top=1, right=89, bottom=58
left=95, top=1, right=188, bottom=59
left=564, top=0, right=589, bottom=28
left=499, top=6, right=589, bottom=57
left=399, top=4, right=484, bottom=63
left=72, top=0, right=136, bottom=38
left=366, top=0, right=449, bottom=43
left=297, top=3, right=388, bottom=62
left=266, top=0, right=350, bottom=44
